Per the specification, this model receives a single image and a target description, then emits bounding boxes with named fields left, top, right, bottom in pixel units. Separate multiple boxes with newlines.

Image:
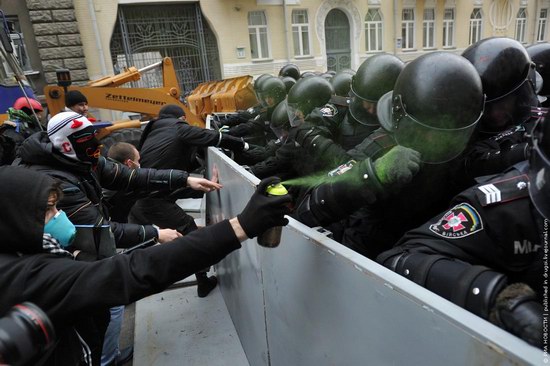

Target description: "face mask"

left=67, top=126, right=101, bottom=165
left=44, top=210, right=76, bottom=248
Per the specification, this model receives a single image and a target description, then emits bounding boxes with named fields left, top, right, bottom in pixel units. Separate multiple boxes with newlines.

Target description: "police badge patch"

left=320, top=104, right=338, bottom=117
left=429, top=203, right=484, bottom=239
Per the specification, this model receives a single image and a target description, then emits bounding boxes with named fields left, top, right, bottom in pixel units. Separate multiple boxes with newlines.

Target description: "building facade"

left=2, top=0, right=550, bottom=96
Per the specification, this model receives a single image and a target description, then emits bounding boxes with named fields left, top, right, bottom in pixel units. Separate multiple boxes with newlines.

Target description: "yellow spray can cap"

left=266, top=183, right=288, bottom=196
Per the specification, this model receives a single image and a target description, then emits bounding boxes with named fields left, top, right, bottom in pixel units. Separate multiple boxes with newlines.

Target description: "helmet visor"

left=528, top=120, right=550, bottom=219
left=287, top=101, right=305, bottom=127
left=480, top=79, right=540, bottom=133
left=348, top=90, right=380, bottom=127
left=270, top=123, right=289, bottom=144
left=395, top=113, right=481, bottom=164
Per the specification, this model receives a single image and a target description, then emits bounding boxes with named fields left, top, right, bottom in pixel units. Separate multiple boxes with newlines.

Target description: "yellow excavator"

left=43, top=57, right=258, bottom=146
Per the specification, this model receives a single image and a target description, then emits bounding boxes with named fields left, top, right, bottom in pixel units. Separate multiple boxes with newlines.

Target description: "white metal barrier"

left=206, top=147, right=541, bottom=366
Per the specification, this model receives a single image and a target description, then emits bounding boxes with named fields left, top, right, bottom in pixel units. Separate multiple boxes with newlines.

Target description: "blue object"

left=0, top=84, right=36, bottom=113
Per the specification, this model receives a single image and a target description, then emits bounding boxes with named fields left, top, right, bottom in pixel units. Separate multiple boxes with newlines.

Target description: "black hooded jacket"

left=16, top=132, right=190, bottom=254
left=0, top=166, right=242, bottom=365
left=139, top=104, right=247, bottom=171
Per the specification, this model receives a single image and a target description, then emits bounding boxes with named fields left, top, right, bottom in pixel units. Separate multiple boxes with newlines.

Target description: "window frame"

left=291, top=9, right=311, bottom=57
left=422, top=8, right=435, bottom=49
left=515, top=8, right=527, bottom=43
left=401, top=8, right=415, bottom=51
left=248, top=10, right=271, bottom=60
left=443, top=8, right=455, bottom=48
left=537, top=8, right=548, bottom=42
left=365, top=8, right=383, bottom=52
left=469, top=8, right=483, bottom=45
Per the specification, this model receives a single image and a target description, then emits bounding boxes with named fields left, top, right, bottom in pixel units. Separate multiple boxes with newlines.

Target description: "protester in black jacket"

left=17, top=112, right=184, bottom=257
left=0, top=166, right=291, bottom=366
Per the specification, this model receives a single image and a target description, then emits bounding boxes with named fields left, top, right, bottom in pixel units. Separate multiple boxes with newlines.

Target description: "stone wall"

left=26, top=0, right=88, bottom=85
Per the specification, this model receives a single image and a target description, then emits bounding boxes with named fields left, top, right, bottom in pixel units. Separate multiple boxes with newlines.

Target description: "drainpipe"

left=87, top=0, right=114, bottom=120
left=393, top=0, right=398, bottom=55
left=283, top=0, right=291, bottom=62
left=87, top=0, right=108, bottom=76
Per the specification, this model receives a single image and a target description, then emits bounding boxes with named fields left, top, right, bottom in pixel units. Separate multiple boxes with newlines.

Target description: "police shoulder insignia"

left=429, top=203, right=484, bottom=239
left=320, top=104, right=338, bottom=117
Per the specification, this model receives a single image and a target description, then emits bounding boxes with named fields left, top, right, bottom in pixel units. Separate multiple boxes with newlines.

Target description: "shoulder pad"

left=474, top=171, right=529, bottom=207
left=319, top=104, right=338, bottom=118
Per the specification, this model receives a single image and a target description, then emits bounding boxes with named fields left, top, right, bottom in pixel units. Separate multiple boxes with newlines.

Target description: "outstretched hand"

left=187, top=177, right=223, bottom=193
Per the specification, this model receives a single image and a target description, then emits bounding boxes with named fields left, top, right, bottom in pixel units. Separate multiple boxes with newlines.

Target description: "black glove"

left=237, top=177, right=292, bottom=238
left=489, top=283, right=543, bottom=348
left=373, top=146, right=421, bottom=188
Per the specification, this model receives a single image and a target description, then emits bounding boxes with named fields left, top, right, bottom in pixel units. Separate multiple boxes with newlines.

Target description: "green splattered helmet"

left=377, top=52, right=484, bottom=164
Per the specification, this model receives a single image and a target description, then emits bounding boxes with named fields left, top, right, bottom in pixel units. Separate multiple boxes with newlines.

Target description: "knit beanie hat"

left=158, top=104, right=185, bottom=119
left=47, top=111, right=97, bottom=161
left=65, top=90, right=88, bottom=108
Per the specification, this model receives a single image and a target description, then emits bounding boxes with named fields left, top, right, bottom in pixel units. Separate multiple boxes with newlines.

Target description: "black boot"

left=196, top=272, right=218, bottom=298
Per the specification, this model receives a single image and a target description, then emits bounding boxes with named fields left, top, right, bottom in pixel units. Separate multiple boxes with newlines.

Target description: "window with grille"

left=443, top=8, right=455, bottom=47
left=248, top=11, right=270, bottom=59
left=515, top=8, right=527, bottom=43
left=401, top=8, right=415, bottom=50
left=292, top=9, right=310, bottom=56
left=365, top=9, right=383, bottom=52
left=537, top=8, right=548, bottom=42
left=423, top=8, right=435, bottom=49
left=469, top=8, right=483, bottom=45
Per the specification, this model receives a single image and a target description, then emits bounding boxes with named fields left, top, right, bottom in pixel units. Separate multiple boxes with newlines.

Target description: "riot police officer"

left=293, top=52, right=484, bottom=258
left=376, top=108, right=549, bottom=348
left=293, top=54, right=405, bottom=171
left=225, top=76, right=286, bottom=145
left=462, top=37, right=540, bottom=182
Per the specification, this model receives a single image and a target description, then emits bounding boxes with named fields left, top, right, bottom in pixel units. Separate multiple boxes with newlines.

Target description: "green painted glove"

left=373, top=146, right=421, bottom=187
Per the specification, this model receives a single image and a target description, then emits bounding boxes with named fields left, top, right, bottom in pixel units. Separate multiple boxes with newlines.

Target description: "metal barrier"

left=206, top=147, right=541, bottom=366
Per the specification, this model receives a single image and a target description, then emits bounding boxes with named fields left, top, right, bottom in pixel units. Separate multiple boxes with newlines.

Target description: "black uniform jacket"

left=378, top=162, right=543, bottom=292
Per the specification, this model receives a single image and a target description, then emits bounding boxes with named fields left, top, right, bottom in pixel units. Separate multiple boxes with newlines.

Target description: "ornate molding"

left=367, top=0, right=381, bottom=5
left=473, top=0, right=483, bottom=6
left=316, top=0, right=362, bottom=44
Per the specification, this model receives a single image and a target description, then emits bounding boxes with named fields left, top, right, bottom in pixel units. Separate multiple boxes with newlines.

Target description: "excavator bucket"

left=187, top=76, right=258, bottom=119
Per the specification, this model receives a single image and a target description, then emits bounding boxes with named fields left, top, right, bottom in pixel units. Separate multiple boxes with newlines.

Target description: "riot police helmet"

left=462, top=37, right=539, bottom=133
left=527, top=43, right=550, bottom=97
left=286, top=76, right=334, bottom=127
left=255, top=76, right=287, bottom=108
left=278, top=64, right=301, bottom=80
left=300, top=71, right=317, bottom=79
left=528, top=110, right=550, bottom=219
left=270, top=99, right=291, bottom=143
left=377, top=52, right=484, bottom=164
left=349, top=53, right=404, bottom=127
left=330, top=71, right=354, bottom=97
left=280, top=76, right=297, bottom=93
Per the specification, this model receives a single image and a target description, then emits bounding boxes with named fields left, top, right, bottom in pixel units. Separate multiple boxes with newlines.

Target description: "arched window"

left=469, top=8, right=483, bottom=45
left=365, top=9, right=383, bottom=52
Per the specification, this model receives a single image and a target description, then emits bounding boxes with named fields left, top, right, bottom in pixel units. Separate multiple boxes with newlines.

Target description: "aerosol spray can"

left=257, top=183, right=289, bottom=248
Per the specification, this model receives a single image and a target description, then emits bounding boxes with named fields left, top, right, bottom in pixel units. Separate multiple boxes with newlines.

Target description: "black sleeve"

left=99, top=157, right=189, bottom=192
left=464, top=130, right=529, bottom=179
left=19, top=220, right=241, bottom=324
left=177, top=124, right=246, bottom=152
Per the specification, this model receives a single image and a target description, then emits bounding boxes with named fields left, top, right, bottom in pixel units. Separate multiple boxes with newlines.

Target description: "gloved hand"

left=489, top=283, right=543, bottom=348
left=373, top=146, right=421, bottom=188
left=237, top=177, right=292, bottom=239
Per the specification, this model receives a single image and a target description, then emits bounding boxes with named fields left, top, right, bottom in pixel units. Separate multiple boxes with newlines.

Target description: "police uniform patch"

left=320, top=104, right=338, bottom=117
left=429, top=203, right=484, bottom=239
